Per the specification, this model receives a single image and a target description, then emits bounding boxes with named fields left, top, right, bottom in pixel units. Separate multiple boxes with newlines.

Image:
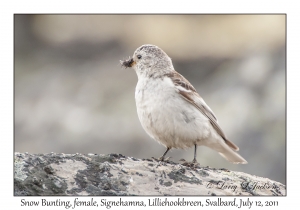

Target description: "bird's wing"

left=166, top=72, right=239, bottom=151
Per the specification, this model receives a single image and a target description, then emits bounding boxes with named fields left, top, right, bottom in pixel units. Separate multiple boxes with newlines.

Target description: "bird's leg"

left=158, top=147, right=171, bottom=161
left=181, top=145, right=200, bottom=168
left=192, top=144, right=198, bottom=163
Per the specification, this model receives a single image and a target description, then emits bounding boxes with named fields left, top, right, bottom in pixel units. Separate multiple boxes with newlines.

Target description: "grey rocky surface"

left=14, top=152, right=285, bottom=196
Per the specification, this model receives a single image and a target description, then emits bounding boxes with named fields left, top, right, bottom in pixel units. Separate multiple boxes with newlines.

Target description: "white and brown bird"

left=121, top=44, right=247, bottom=165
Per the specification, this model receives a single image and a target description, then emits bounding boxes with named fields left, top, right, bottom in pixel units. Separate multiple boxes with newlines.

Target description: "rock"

left=14, top=153, right=285, bottom=196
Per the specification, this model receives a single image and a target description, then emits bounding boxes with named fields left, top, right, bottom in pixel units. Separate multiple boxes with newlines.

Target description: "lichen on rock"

left=14, top=152, right=286, bottom=196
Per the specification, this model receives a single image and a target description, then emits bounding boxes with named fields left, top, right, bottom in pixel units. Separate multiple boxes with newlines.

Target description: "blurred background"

left=14, top=15, right=286, bottom=184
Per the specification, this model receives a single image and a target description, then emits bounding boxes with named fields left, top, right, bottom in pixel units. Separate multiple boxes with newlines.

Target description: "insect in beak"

left=120, top=57, right=135, bottom=68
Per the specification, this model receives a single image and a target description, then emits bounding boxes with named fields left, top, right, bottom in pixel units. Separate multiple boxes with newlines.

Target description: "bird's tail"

left=218, top=149, right=248, bottom=164
left=206, top=139, right=248, bottom=164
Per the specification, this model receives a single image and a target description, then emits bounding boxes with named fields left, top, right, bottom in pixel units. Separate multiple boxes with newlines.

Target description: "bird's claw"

left=181, top=159, right=201, bottom=168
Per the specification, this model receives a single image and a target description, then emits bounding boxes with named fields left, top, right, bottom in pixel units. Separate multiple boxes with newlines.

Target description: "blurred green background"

left=14, top=15, right=286, bottom=184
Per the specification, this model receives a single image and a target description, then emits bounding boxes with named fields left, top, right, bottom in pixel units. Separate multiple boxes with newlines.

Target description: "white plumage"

left=121, top=44, right=247, bottom=164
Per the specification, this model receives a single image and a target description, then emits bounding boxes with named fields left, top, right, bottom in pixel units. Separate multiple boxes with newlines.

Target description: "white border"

left=1, top=0, right=298, bottom=209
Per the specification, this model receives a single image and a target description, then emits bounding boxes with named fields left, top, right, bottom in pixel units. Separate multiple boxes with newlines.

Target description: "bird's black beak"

left=120, top=57, right=135, bottom=68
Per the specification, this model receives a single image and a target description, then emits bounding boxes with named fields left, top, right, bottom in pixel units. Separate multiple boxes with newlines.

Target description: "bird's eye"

left=137, top=55, right=142, bottom=59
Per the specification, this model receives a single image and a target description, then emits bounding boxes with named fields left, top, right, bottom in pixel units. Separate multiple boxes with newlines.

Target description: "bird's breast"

left=135, top=77, right=174, bottom=106
left=134, top=77, right=211, bottom=149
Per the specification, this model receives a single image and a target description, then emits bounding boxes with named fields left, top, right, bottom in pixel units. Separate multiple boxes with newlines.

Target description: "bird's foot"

left=152, top=156, right=171, bottom=162
left=180, top=158, right=201, bottom=168
left=160, top=156, right=171, bottom=161
left=152, top=157, right=172, bottom=168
